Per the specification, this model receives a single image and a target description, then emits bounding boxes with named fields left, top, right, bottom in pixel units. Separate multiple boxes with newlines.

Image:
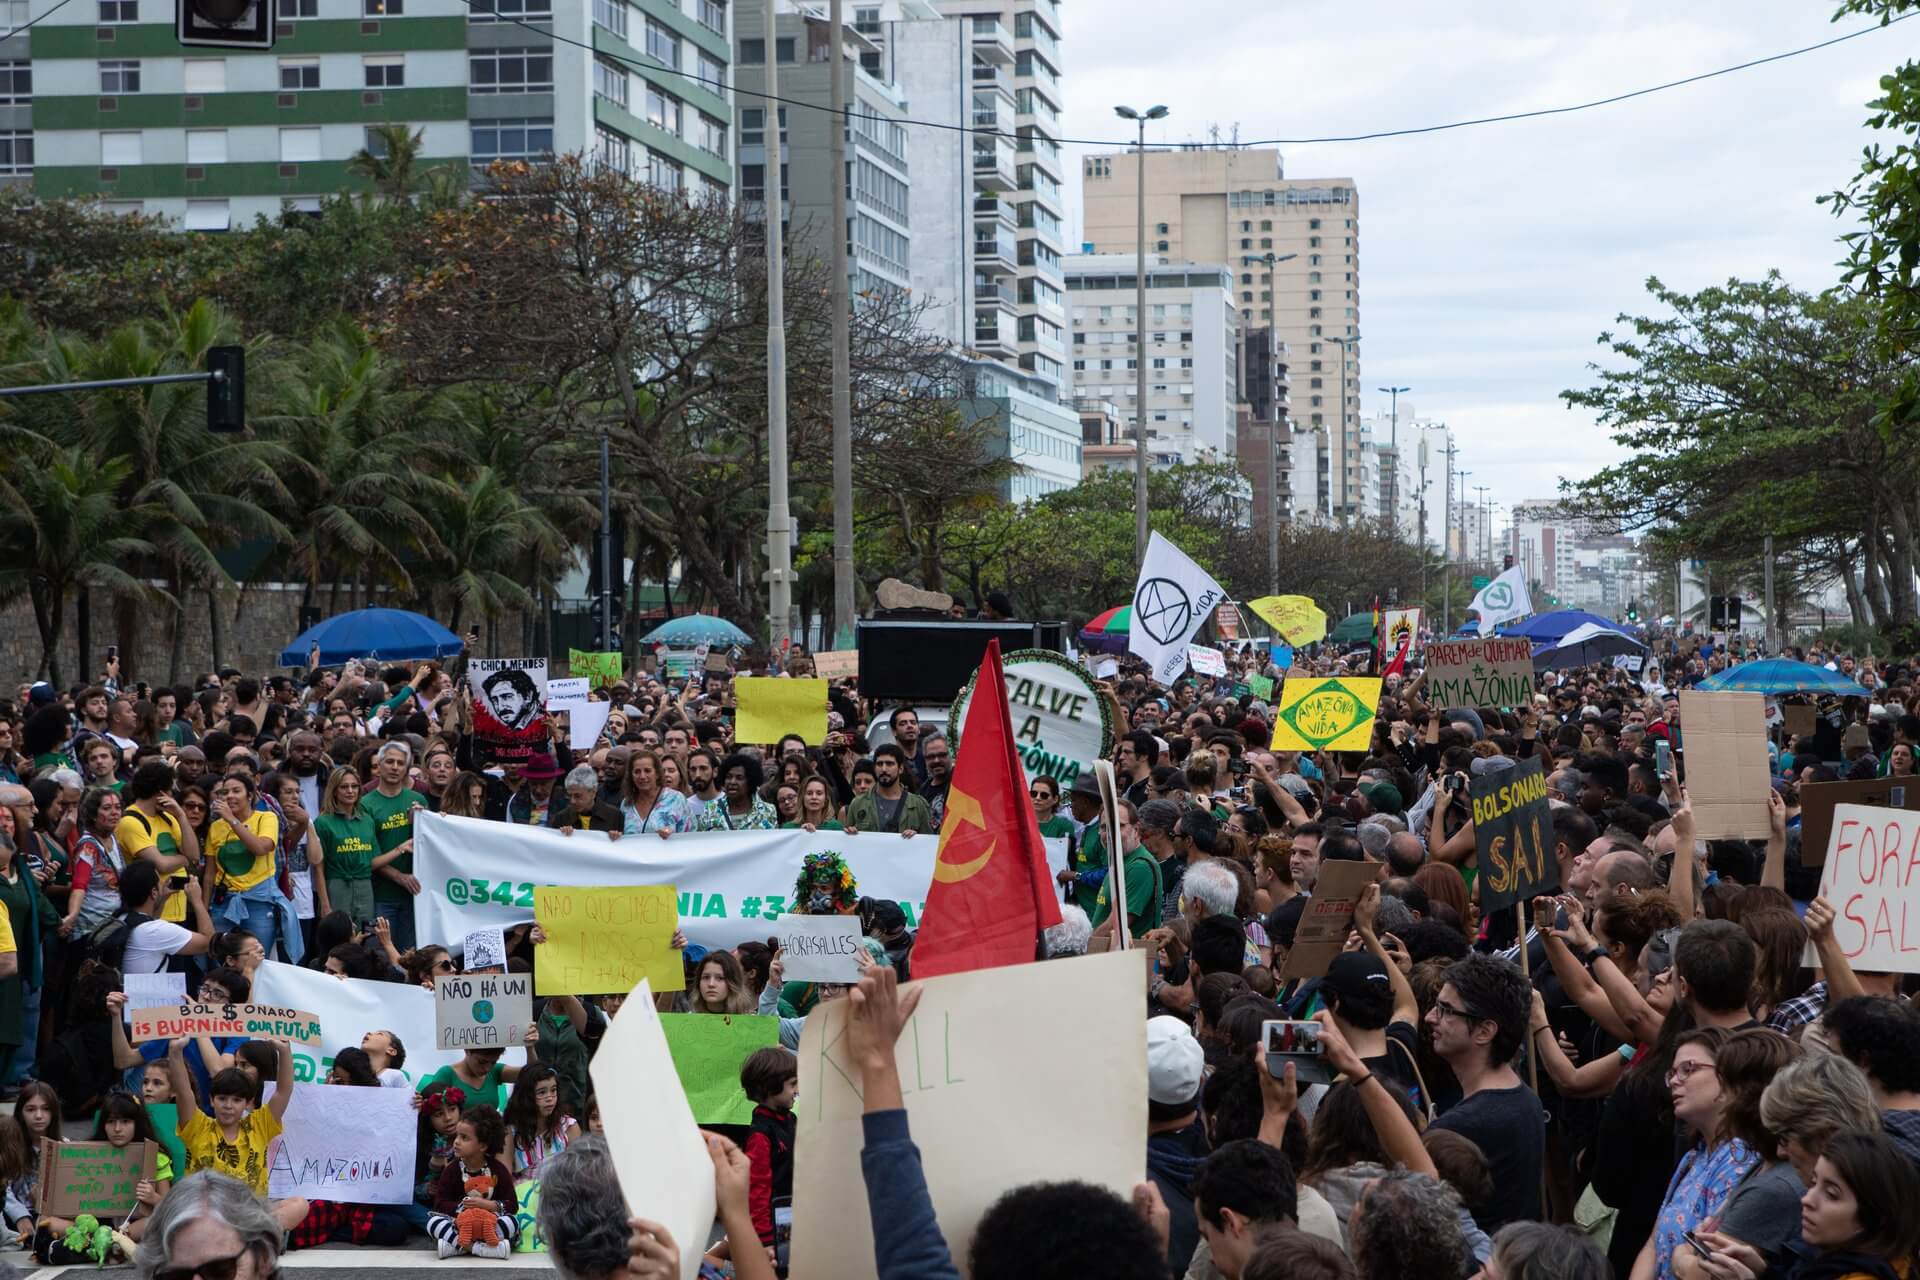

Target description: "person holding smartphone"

left=115, top=859, right=214, bottom=974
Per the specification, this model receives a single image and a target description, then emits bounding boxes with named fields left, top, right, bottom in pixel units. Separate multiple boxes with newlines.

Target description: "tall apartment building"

left=1063, top=251, right=1238, bottom=463
left=14, top=0, right=732, bottom=222
left=731, top=1, right=911, bottom=296
left=1081, top=148, right=1360, bottom=512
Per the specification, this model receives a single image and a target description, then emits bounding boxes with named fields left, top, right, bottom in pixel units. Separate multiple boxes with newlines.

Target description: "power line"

left=2, top=0, right=81, bottom=39
left=459, top=3, right=1911, bottom=151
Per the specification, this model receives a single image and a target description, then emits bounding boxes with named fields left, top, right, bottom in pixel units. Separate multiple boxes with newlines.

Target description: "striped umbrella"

left=1078, top=605, right=1131, bottom=654
left=1697, top=658, right=1870, bottom=697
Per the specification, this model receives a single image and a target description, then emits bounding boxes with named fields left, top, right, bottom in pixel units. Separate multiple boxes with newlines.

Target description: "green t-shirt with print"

left=360, top=787, right=426, bottom=905
left=313, top=811, right=379, bottom=882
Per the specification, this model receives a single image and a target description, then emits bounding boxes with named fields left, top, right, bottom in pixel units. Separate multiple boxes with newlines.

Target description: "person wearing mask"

left=1425, top=952, right=1544, bottom=1232
left=844, top=745, right=932, bottom=837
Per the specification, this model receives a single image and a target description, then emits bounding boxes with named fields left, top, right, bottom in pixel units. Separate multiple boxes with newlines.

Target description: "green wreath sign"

left=949, top=649, right=1117, bottom=789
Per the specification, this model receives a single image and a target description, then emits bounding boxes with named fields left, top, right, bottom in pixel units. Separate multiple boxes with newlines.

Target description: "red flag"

left=1382, top=632, right=1410, bottom=679
left=910, top=639, right=1063, bottom=979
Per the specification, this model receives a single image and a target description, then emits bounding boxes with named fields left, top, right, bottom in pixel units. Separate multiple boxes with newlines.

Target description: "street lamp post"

left=1115, top=103, right=1168, bottom=568
left=1378, top=385, right=1408, bottom=535
left=1261, top=250, right=1297, bottom=596
left=1328, top=334, right=1359, bottom=521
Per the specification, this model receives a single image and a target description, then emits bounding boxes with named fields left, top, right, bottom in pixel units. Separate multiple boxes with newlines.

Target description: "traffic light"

left=207, top=346, right=245, bottom=433
left=1708, top=595, right=1743, bottom=630
left=1626, top=601, right=1640, bottom=623
left=177, top=0, right=274, bottom=49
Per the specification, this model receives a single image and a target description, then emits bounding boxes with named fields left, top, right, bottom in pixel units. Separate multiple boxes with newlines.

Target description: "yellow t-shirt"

left=116, top=808, right=189, bottom=923
left=0, top=906, right=15, bottom=957
left=208, top=810, right=280, bottom=894
left=178, top=1105, right=282, bottom=1195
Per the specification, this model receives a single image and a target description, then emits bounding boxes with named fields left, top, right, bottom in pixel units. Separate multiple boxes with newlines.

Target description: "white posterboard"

left=1804, top=804, right=1920, bottom=973
left=436, top=972, right=533, bottom=1051
left=789, top=950, right=1148, bottom=1279
left=773, top=915, right=864, bottom=983
left=122, top=972, right=186, bottom=1021
left=265, top=1081, right=419, bottom=1204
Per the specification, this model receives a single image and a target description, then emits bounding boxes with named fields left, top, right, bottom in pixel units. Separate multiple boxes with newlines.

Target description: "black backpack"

left=84, top=909, right=154, bottom=973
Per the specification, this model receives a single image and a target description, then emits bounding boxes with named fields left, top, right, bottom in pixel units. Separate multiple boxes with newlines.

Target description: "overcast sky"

left=1054, top=0, right=1900, bottom=527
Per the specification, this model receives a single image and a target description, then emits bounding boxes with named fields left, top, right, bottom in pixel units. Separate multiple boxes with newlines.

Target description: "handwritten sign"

left=1278, top=858, right=1383, bottom=979
left=950, top=650, right=1115, bottom=789
left=461, top=927, right=508, bottom=971
left=128, top=1002, right=322, bottom=1045
left=812, top=650, right=859, bottom=680
left=1469, top=757, right=1557, bottom=912
left=265, top=1082, right=418, bottom=1204
left=567, top=649, right=624, bottom=689
left=658, top=1013, right=781, bottom=1124
left=37, top=1139, right=157, bottom=1218
left=122, top=972, right=186, bottom=1021
left=1188, top=646, right=1227, bottom=677
left=773, top=915, right=864, bottom=984
left=436, top=973, right=533, bottom=1051
left=1271, top=678, right=1381, bottom=752
left=1425, top=636, right=1535, bottom=710
left=535, top=885, right=684, bottom=994
left=1805, top=804, right=1920, bottom=973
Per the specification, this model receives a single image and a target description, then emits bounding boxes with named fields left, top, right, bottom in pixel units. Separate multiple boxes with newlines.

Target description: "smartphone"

left=773, top=1200, right=793, bottom=1276
left=106, top=645, right=118, bottom=661
left=1655, top=740, right=1672, bottom=779
left=1682, top=1230, right=1716, bottom=1263
left=168, top=873, right=189, bottom=890
left=1263, top=1020, right=1333, bottom=1085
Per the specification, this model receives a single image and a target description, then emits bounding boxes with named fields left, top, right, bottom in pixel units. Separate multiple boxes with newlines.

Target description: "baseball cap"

left=1323, top=951, right=1392, bottom=1010
left=26, top=682, right=55, bottom=708
left=1146, top=1015, right=1204, bottom=1106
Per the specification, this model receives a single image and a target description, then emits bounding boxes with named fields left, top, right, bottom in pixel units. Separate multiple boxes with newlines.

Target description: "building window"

left=698, top=51, right=725, bottom=90
left=97, top=0, right=135, bottom=21
left=99, top=130, right=141, bottom=165
left=278, top=57, right=319, bottom=90
left=471, top=117, right=553, bottom=163
left=737, top=36, right=763, bottom=63
left=1086, top=156, right=1109, bottom=178
left=1309, top=218, right=1321, bottom=229
left=279, top=126, right=321, bottom=163
left=696, top=0, right=723, bottom=32
left=595, top=124, right=630, bottom=173
left=859, top=49, right=880, bottom=74
left=182, top=58, right=224, bottom=93
left=645, top=82, right=682, bottom=135
left=469, top=47, right=552, bottom=92
left=646, top=148, right=682, bottom=192
left=592, top=0, right=625, bottom=36
left=468, top=0, right=552, bottom=20
left=0, top=60, right=28, bottom=104
left=184, top=128, right=227, bottom=164
left=184, top=199, right=230, bottom=231
left=645, top=18, right=681, bottom=68
left=593, top=56, right=627, bottom=108
left=98, top=60, right=140, bottom=94
left=281, top=0, right=319, bottom=17
left=282, top=196, right=323, bottom=216
left=364, top=54, right=404, bottom=87
left=364, top=0, right=400, bottom=15
left=694, top=111, right=727, bottom=158
left=775, top=35, right=795, bottom=62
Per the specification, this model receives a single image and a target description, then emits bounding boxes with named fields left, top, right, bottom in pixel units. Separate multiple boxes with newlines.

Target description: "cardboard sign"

left=1784, top=704, right=1818, bottom=738
left=1278, top=858, right=1384, bottom=979
left=1804, top=804, right=1920, bottom=972
left=37, top=1139, right=157, bottom=1218
left=1271, top=678, right=1382, bottom=752
left=790, top=950, right=1146, bottom=1280
left=812, top=650, right=859, bottom=680
left=436, top=972, right=533, bottom=1051
left=535, top=884, right=684, bottom=994
left=1469, top=757, right=1557, bottom=912
left=468, top=657, right=549, bottom=768
left=658, top=1013, right=781, bottom=1124
left=736, top=677, right=828, bottom=746
left=265, top=1082, right=418, bottom=1204
left=1679, top=691, right=1772, bottom=837
left=1799, top=777, right=1920, bottom=866
left=128, top=1002, right=321, bottom=1045
left=1425, top=636, right=1535, bottom=710
left=591, top=982, right=717, bottom=1280
left=950, top=649, right=1115, bottom=790
left=773, top=915, right=865, bottom=983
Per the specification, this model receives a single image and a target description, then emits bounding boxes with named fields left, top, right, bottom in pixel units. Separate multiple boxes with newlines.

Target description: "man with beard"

left=845, top=744, right=932, bottom=836
left=480, top=668, right=541, bottom=732
left=284, top=731, right=327, bottom=817
left=683, top=748, right=722, bottom=825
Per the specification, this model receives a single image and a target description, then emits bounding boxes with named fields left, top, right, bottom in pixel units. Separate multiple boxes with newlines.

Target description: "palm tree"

left=418, top=466, right=570, bottom=635
left=348, top=124, right=427, bottom=202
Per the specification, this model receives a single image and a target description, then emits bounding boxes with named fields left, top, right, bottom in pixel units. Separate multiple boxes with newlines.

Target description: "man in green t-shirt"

left=1090, top=799, right=1163, bottom=939
left=361, top=741, right=427, bottom=951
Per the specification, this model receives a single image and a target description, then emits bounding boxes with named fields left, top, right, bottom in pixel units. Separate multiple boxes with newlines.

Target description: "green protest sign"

left=568, top=649, right=624, bottom=688
left=659, top=1013, right=780, bottom=1125
left=1247, top=674, right=1275, bottom=700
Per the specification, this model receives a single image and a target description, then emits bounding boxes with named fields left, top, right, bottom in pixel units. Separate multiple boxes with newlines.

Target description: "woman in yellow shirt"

left=205, top=773, right=300, bottom=965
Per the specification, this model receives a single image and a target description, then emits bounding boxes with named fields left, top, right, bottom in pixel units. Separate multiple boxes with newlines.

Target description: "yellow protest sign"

left=535, top=885, right=684, bottom=994
left=1246, top=595, right=1328, bottom=646
left=735, top=677, right=828, bottom=746
left=568, top=649, right=624, bottom=689
left=1271, top=677, right=1382, bottom=752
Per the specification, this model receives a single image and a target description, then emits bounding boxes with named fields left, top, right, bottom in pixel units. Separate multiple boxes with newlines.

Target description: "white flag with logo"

left=1127, top=532, right=1227, bottom=685
left=1469, top=564, right=1533, bottom=634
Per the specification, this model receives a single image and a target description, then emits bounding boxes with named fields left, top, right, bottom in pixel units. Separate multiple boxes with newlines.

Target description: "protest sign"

left=37, top=1139, right=156, bottom=1218
left=1277, top=859, right=1383, bottom=979
left=1188, top=645, right=1227, bottom=677
left=122, top=971, right=185, bottom=1020
left=1246, top=595, right=1328, bottom=645
left=461, top=927, right=508, bottom=970
left=1128, top=531, right=1227, bottom=685
left=1248, top=673, right=1275, bottom=700
left=252, top=960, right=524, bottom=1086
left=772, top=915, right=864, bottom=983
left=1798, top=777, right=1920, bottom=866
left=468, top=658, right=548, bottom=768
left=1469, top=757, right=1557, bottom=912
left=1804, top=804, right=1920, bottom=972
left=812, top=649, right=859, bottom=680
left=1678, top=691, right=1772, bottom=837
left=1215, top=602, right=1243, bottom=640
left=129, top=1002, right=321, bottom=1045
left=659, top=1013, right=780, bottom=1124
left=535, top=885, right=684, bottom=994
left=436, top=972, right=533, bottom=1051
left=550, top=697, right=612, bottom=751
left=1425, top=636, right=1535, bottom=710
left=949, top=649, right=1115, bottom=790
left=735, top=677, right=828, bottom=746
left=1383, top=608, right=1421, bottom=661
left=545, top=677, right=590, bottom=702
left=1271, top=677, right=1381, bottom=752
left=1612, top=653, right=1645, bottom=673
left=265, top=1081, right=418, bottom=1204
left=591, top=982, right=715, bottom=1280
left=567, top=649, right=624, bottom=688
left=790, top=950, right=1146, bottom=1280
left=1783, top=704, right=1818, bottom=738
left=1094, top=657, right=1119, bottom=679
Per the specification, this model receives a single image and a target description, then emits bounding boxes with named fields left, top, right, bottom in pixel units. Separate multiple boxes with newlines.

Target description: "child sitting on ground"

left=740, top=1045, right=798, bottom=1247
left=429, top=1105, right=517, bottom=1260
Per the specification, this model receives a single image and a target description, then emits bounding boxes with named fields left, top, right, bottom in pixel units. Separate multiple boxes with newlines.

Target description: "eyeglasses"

left=1430, top=998, right=1480, bottom=1024
left=155, top=1249, right=250, bottom=1280
left=1666, top=1060, right=1713, bottom=1087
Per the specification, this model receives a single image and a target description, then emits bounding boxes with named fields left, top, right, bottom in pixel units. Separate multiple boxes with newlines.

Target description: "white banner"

left=1468, top=565, right=1533, bottom=634
left=1187, top=645, right=1226, bottom=677
left=411, top=812, right=1067, bottom=955
left=1127, top=532, right=1227, bottom=686
left=266, top=1082, right=418, bottom=1204
left=250, top=959, right=526, bottom=1087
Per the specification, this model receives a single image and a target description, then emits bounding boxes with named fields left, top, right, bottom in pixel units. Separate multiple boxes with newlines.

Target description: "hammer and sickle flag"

left=911, top=638, right=1063, bottom=980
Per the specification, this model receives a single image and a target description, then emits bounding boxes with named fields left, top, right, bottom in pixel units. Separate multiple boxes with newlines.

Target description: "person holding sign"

left=166, top=1034, right=310, bottom=1232
left=32, top=1089, right=171, bottom=1262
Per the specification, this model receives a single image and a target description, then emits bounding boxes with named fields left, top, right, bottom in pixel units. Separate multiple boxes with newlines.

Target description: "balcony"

left=969, top=60, right=1008, bottom=93
left=972, top=139, right=1016, bottom=192
left=974, top=280, right=1016, bottom=304
left=969, top=16, right=1012, bottom=63
left=973, top=195, right=1016, bottom=228
left=974, top=229, right=1017, bottom=269
left=975, top=301, right=1018, bottom=352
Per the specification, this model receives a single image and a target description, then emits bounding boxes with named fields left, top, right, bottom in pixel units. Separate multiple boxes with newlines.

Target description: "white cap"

left=1146, top=1015, right=1204, bottom=1106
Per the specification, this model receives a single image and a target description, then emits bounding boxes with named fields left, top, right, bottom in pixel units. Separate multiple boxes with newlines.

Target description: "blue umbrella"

left=279, top=608, right=465, bottom=667
left=1499, top=609, right=1635, bottom=645
left=639, top=613, right=754, bottom=649
left=1532, top=622, right=1648, bottom=672
left=1697, top=658, right=1870, bottom=697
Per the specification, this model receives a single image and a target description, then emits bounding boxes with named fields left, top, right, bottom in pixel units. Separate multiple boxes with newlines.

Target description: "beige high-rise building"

left=1081, top=147, right=1360, bottom=518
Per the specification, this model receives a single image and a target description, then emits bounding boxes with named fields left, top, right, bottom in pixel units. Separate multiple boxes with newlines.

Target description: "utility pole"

left=828, top=0, right=854, bottom=645
left=1379, top=384, right=1408, bottom=533
left=1443, top=442, right=1459, bottom=632
left=1114, top=104, right=1167, bottom=566
left=1473, top=485, right=1489, bottom=562
left=762, top=0, right=793, bottom=651
left=597, top=433, right=613, bottom=651
left=1763, top=533, right=1776, bottom=653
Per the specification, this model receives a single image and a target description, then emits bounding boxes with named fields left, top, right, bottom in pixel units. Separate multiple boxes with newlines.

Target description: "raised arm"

left=1529, top=991, right=1628, bottom=1098
left=167, top=1037, right=202, bottom=1123
left=1804, top=897, right=1866, bottom=1002
left=1668, top=789, right=1698, bottom=921
left=1355, top=885, right=1417, bottom=1027
left=1536, top=896, right=1636, bottom=1042
left=1312, top=1013, right=1435, bottom=1177
left=1762, top=789, right=1787, bottom=892
left=265, top=1038, right=296, bottom=1122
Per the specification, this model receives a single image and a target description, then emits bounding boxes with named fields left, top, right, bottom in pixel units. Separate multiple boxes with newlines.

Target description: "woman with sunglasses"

left=132, top=1168, right=286, bottom=1280
left=1029, top=776, right=1074, bottom=840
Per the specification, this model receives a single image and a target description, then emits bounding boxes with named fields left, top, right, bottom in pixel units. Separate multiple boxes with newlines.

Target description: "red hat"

left=518, top=750, right=564, bottom=781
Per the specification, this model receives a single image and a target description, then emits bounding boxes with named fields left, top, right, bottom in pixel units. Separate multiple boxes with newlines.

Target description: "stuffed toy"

left=456, top=1174, right=500, bottom=1250
left=61, top=1213, right=136, bottom=1267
